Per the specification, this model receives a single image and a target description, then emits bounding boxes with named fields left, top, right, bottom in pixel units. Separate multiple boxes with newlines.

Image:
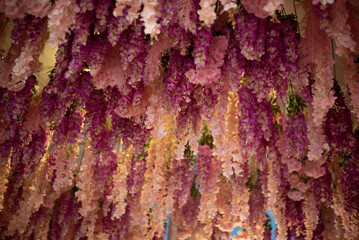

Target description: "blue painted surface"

left=229, top=209, right=277, bottom=240
left=164, top=214, right=170, bottom=240
left=267, top=209, right=277, bottom=240
left=164, top=210, right=278, bottom=240
left=230, top=225, right=245, bottom=239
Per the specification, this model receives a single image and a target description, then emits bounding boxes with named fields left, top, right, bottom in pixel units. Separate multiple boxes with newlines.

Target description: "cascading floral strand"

left=1, top=0, right=359, bottom=239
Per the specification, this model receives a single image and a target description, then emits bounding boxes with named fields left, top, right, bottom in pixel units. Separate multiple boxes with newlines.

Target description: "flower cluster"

left=47, top=0, right=80, bottom=46
left=1, top=1, right=359, bottom=239
left=186, top=35, right=228, bottom=85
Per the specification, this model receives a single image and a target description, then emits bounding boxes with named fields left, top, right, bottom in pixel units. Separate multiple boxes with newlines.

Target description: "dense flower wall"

left=0, top=0, right=359, bottom=239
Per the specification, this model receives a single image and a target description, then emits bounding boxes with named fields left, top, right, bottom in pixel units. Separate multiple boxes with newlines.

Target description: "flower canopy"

left=0, top=0, right=358, bottom=239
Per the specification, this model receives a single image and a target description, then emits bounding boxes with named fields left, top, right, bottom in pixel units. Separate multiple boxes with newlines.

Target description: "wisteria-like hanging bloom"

left=197, top=0, right=217, bottom=26
left=0, top=1, right=359, bottom=239
left=47, top=0, right=80, bottom=46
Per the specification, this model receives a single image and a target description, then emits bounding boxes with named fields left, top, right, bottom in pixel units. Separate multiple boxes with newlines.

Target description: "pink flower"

left=47, top=0, right=80, bottom=46
left=287, top=158, right=302, bottom=172
left=23, top=99, right=41, bottom=134
left=288, top=190, right=303, bottom=201
left=289, top=173, right=299, bottom=185
left=241, top=0, right=268, bottom=19
left=304, top=161, right=325, bottom=178
left=187, top=35, right=228, bottom=85
left=263, top=0, right=283, bottom=16
left=219, top=0, right=237, bottom=11
left=1, top=0, right=25, bottom=19
left=196, top=71, right=206, bottom=84
left=212, top=51, right=225, bottom=62
left=141, top=0, right=160, bottom=35
left=22, top=0, right=52, bottom=18
left=125, top=0, right=141, bottom=23
left=297, top=181, right=309, bottom=192
left=312, top=0, right=334, bottom=6
left=185, top=69, right=196, bottom=81
left=205, top=66, right=217, bottom=79
left=113, top=0, right=127, bottom=17
left=197, top=0, right=217, bottom=26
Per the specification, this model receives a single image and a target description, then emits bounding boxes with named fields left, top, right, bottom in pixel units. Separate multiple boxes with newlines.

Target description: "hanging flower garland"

left=0, top=0, right=359, bottom=239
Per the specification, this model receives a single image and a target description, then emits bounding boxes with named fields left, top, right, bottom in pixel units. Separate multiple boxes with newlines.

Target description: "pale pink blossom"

left=306, top=105, right=328, bottom=165
left=311, top=56, right=336, bottom=127
left=263, top=0, right=283, bottom=16
left=287, top=158, right=302, bottom=172
left=11, top=43, right=35, bottom=83
left=289, top=173, right=300, bottom=185
left=47, top=0, right=80, bottom=46
left=343, top=54, right=359, bottom=122
left=92, top=47, right=127, bottom=89
left=8, top=21, right=47, bottom=92
left=23, top=98, right=41, bottom=134
left=219, top=0, right=237, bottom=12
left=144, top=34, right=173, bottom=82
left=185, top=69, right=196, bottom=82
left=109, top=147, right=132, bottom=220
left=288, top=190, right=303, bottom=201
left=187, top=35, right=228, bottom=85
left=126, top=0, right=142, bottom=23
left=267, top=152, right=287, bottom=240
left=22, top=0, right=52, bottom=18
left=52, top=146, right=78, bottom=193
left=312, top=0, right=335, bottom=6
left=303, top=192, right=319, bottom=240
left=297, top=181, right=310, bottom=192
left=76, top=144, right=102, bottom=239
left=0, top=0, right=51, bottom=18
left=175, top=0, right=196, bottom=33
left=241, top=0, right=268, bottom=19
left=114, top=0, right=141, bottom=23
left=141, top=0, right=160, bottom=36
left=145, top=92, right=167, bottom=137
left=197, top=0, right=217, bottom=26
left=113, top=0, right=129, bottom=17
left=304, top=160, right=325, bottom=178
left=6, top=144, right=51, bottom=236
left=0, top=0, right=25, bottom=19
left=301, top=0, right=336, bottom=127
left=115, top=85, right=152, bottom=118
left=328, top=0, right=357, bottom=56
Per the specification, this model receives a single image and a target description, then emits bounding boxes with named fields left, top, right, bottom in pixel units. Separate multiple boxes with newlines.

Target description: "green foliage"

left=286, top=94, right=306, bottom=116
left=198, top=124, right=214, bottom=149
left=264, top=213, right=273, bottom=231
left=163, top=219, right=168, bottom=230
left=275, top=121, right=283, bottom=134
left=47, top=68, right=54, bottom=86
left=246, top=168, right=261, bottom=191
left=184, top=141, right=196, bottom=166
left=190, top=180, right=200, bottom=198
left=65, top=98, right=78, bottom=117
left=240, top=75, right=247, bottom=87
left=269, top=94, right=284, bottom=134
left=161, top=51, right=170, bottom=73
left=49, top=121, right=55, bottom=131
left=137, top=139, right=151, bottom=162
left=270, top=94, right=281, bottom=115
left=31, top=78, right=39, bottom=98
left=103, top=116, right=112, bottom=128
left=338, top=151, right=353, bottom=168
left=82, top=63, right=90, bottom=73
left=70, top=185, right=79, bottom=200
left=300, top=176, right=311, bottom=184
